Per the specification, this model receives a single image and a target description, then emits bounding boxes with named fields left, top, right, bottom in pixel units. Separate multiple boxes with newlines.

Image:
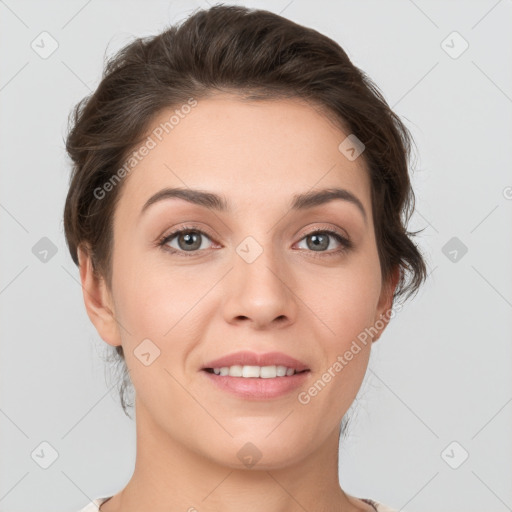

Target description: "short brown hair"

left=64, top=4, right=427, bottom=417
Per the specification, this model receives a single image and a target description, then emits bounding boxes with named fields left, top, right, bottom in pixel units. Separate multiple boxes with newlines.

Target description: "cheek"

left=111, top=267, right=199, bottom=400
left=111, top=249, right=214, bottom=382
left=299, top=266, right=379, bottom=416
left=111, top=240, right=195, bottom=332
left=307, top=257, right=382, bottom=343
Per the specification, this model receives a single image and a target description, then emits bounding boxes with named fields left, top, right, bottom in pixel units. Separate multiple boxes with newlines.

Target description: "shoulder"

left=75, top=497, right=112, bottom=512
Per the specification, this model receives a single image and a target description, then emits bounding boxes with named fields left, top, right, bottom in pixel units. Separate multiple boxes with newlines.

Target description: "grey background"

left=1, top=1, right=511, bottom=511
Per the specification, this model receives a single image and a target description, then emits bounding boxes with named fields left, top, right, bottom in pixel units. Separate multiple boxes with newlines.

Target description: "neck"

left=108, top=400, right=363, bottom=512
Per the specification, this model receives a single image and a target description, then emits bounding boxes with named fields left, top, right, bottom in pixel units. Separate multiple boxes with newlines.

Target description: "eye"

left=157, top=226, right=215, bottom=256
left=295, top=228, right=352, bottom=257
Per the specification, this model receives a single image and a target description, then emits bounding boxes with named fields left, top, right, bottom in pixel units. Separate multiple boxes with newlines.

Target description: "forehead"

left=116, top=94, right=372, bottom=219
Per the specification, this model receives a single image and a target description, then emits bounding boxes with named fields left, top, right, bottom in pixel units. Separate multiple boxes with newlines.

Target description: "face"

left=82, top=94, right=396, bottom=469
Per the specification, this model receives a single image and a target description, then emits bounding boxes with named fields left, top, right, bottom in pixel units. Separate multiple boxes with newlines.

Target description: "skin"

left=79, top=94, right=399, bottom=512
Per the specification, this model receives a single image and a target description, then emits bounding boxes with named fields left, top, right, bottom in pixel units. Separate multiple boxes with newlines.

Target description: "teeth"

left=211, top=365, right=299, bottom=378
left=276, top=366, right=287, bottom=377
left=243, top=365, right=261, bottom=378
left=228, top=365, right=243, bottom=377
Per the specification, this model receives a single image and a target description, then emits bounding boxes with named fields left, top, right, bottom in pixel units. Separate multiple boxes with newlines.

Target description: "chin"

left=200, top=433, right=313, bottom=471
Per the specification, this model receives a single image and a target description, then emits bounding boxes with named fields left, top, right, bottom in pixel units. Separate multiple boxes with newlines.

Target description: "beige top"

left=77, top=496, right=401, bottom=511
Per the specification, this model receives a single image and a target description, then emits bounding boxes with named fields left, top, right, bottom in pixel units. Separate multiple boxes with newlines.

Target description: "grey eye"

left=166, top=230, right=212, bottom=252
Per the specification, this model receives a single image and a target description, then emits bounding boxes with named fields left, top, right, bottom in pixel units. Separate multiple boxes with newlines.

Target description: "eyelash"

left=156, top=224, right=353, bottom=258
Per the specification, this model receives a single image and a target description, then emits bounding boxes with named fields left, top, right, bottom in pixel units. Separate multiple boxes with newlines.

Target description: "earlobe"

left=77, top=245, right=121, bottom=347
left=372, top=266, right=401, bottom=343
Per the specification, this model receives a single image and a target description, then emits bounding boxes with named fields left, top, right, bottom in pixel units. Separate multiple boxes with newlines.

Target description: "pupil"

left=180, top=232, right=200, bottom=250
left=309, top=233, right=327, bottom=250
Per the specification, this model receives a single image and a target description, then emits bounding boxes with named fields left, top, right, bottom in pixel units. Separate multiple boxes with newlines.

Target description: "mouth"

left=200, top=350, right=311, bottom=399
left=200, top=364, right=311, bottom=400
left=202, top=366, right=310, bottom=378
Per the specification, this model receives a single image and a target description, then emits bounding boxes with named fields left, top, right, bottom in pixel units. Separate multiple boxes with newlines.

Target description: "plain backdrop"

left=1, top=1, right=511, bottom=511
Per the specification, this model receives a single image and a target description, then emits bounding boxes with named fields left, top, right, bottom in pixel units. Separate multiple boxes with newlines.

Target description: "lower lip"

left=201, top=370, right=310, bottom=399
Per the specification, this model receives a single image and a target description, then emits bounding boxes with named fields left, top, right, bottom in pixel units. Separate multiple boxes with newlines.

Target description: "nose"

left=221, top=241, right=298, bottom=330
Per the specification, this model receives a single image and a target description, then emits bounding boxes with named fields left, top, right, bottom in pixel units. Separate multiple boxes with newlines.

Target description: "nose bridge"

left=223, top=233, right=297, bottom=327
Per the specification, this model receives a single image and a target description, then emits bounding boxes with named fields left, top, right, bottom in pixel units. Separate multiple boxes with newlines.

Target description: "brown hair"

left=64, top=4, right=427, bottom=418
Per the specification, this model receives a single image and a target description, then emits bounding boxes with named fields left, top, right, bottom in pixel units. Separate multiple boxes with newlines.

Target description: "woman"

left=64, top=5, right=427, bottom=511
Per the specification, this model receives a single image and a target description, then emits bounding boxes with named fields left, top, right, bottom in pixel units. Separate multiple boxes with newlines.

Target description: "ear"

left=371, top=266, right=401, bottom=343
left=77, top=244, right=121, bottom=347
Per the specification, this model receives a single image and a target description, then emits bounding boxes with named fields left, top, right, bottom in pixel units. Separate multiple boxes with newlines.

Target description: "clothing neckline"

left=97, top=496, right=112, bottom=510
left=360, top=498, right=380, bottom=511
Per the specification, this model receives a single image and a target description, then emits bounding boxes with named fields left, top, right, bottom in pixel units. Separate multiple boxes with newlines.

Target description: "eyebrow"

left=140, top=186, right=367, bottom=223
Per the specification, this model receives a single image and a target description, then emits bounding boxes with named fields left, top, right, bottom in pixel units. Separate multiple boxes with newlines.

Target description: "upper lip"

left=202, top=351, right=309, bottom=372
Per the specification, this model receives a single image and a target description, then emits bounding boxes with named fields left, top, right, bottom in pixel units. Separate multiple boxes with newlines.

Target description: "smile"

left=204, top=365, right=307, bottom=378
